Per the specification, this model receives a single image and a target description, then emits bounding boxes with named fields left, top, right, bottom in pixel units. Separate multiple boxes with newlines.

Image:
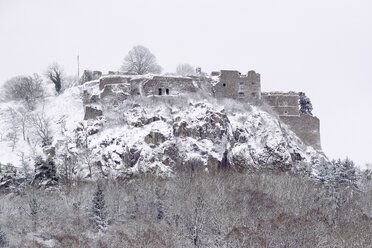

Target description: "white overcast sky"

left=0, top=0, right=371, bottom=166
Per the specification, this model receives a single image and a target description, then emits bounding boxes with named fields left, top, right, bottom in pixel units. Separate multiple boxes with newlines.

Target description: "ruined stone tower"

left=213, top=70, right=261, bottom=103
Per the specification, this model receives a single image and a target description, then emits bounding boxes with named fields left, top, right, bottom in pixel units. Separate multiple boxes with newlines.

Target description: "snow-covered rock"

left=0, top=84, right=329, bottom=184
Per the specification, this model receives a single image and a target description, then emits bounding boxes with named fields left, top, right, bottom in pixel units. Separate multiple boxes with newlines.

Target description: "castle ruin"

left=81, top=69, right=321, bottom=151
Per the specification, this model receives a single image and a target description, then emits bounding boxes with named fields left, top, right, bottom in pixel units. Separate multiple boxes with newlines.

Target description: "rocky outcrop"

left=57, top=96, right=328, bottom=180
left=144, top=131, right=167, bottom=146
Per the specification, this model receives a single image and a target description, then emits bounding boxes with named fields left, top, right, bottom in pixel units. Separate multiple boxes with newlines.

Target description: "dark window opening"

left=223, top=83, right=226, bottom=87
left=240, top=82, right=244, bottom=85
left=166, top=89, right=169, bottom=95
left=252, top=82, right=256, bottom=85
left=239, top=92, right=244, bottom=96
left=252, top=92, right=256, bottom=98
left=158, top=88, right=162, bottom=95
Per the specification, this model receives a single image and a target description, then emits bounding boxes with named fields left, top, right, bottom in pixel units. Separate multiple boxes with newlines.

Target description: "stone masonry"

left=262, top=92, right=321, bottom=150
left=214, top=70, right=261, bottom=103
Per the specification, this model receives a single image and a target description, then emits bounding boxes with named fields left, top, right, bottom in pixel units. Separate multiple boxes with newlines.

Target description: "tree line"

left=1, top=168, right=372, bottom=247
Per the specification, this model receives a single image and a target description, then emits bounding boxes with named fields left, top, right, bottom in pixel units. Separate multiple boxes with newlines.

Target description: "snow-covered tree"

left=176, top=63, right=196, bottom=76
left=45, top=63, right=64, bottom=94
left=333, top=158, right=358, bottom=186
left=30, top=112, right=52, bottom=147
left=1, top=74, right=44, bottom=110
left=121, top=45, right=162, bottom=75
left=91, top=183, right=108, bottom=231
left=6, top=108, right=19, bottom=152
left=299, top=92, right=313, bottom=115
left=0, top=163, right=17, bottom=192
left=32, top=156, right=58, bottom=188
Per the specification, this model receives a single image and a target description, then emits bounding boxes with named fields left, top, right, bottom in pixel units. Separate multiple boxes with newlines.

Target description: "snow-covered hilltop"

left=0, top=69, right=364, bottom=247
left=0, top=77, right=329, bottom=187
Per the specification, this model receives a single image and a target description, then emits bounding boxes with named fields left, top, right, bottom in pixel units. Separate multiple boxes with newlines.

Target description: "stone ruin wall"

left=141, top=76, right=197, bottom=96
left=80, top=70, right=102, bottom=85
left=262, top=92, right=300, bottom=116
left=262, top=92, right=321, bottom=150
left=99, top=76, right=130, bottom=90
left=214, top=70, right=261, bottom=103
left=281, top=114, right=321, bottom=150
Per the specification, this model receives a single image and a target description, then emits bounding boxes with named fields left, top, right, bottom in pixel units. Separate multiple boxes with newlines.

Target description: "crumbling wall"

left=214, top=70, right=261, bottom=103
left=262, top=92, right=321, bottom=150
left=141, top=76, right=197, bottom=96
left=99, top=76, right=130, bottom=90
left=262, top=92, right=300, bottom=116
left=80, top=70, right=102, bottom=85
left=84, top=105, right=103, bottom=120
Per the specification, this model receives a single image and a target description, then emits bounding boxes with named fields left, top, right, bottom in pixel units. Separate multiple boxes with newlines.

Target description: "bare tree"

left=2, top=74, right=44, bottom=110
left=30, top=111, right=52, bottom=147
left=121, top=45, right=162, bottom=75
left=16, top=107, right=31, bottom=142
left=45, top=63, right=64, bottom=94
left=176, top=63, right=196, bottom=76
left=80, top=148, right=94, bottom=178
left=6, top=108, right=20, bottom=152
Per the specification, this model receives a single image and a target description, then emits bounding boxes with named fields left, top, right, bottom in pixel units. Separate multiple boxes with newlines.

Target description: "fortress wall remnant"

left=80, top=70, right=102, bottom=85
left=281, top=114, right=321, bottom=150
left=262, top=91, right=321, bottom=150
left=99, top=75, right=130, bottom=90
left=141, top=76, right=197, bottom=96
left=262, top=92, right=300, bottom=116
left=84, top=105, right=103, bottom=120
left=214, top=70, right=261, bottom=103
left=100, top=83, right=131, bottom=99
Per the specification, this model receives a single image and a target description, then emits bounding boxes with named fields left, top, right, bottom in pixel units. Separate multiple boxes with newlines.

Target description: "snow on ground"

left=43, top=86, right=84, bottom=144
left=0, top=101, right=33, bottom=165
left=0, top=86, right=83, bottom=167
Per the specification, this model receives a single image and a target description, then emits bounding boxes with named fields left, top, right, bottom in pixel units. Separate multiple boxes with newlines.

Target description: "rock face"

left=144, top=131, right=167, bottom=146
left=56, top=96, right=328, bottom=180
